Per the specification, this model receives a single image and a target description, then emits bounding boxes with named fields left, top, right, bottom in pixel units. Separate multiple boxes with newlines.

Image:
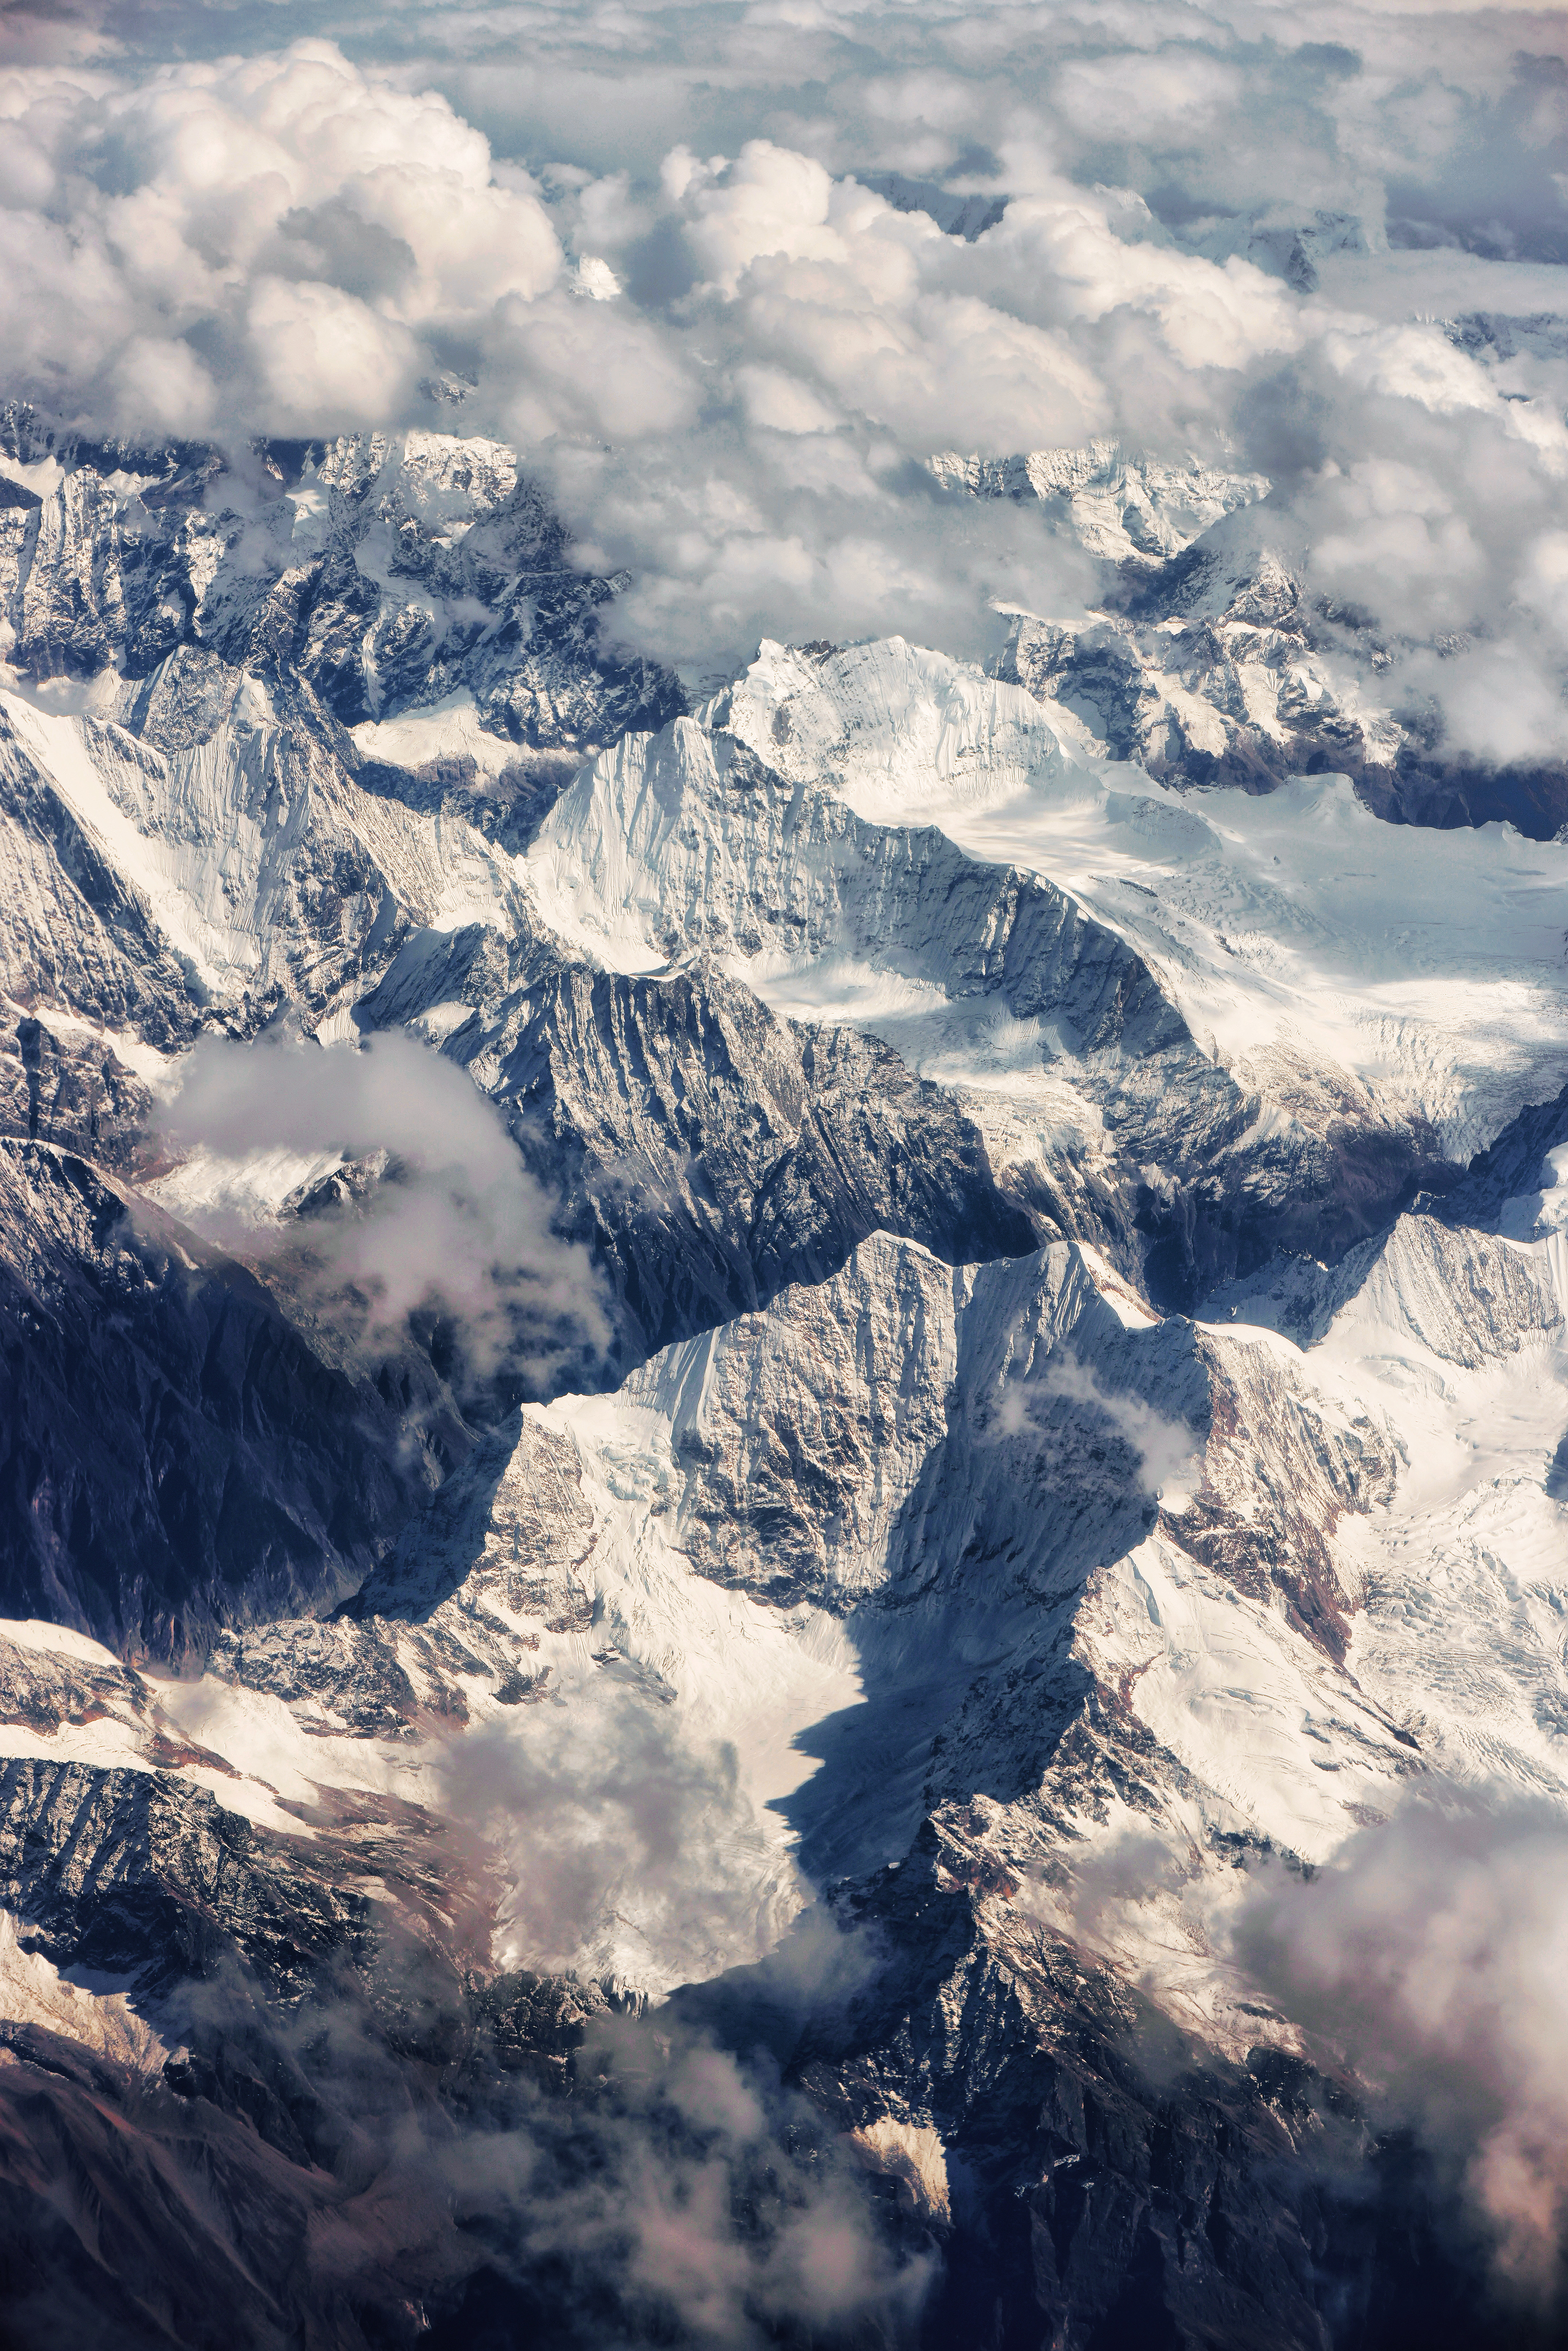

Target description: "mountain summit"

left=2, top=419, right=1568, bottom=2349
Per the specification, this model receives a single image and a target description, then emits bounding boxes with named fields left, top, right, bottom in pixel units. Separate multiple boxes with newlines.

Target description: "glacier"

left=3, top=423, right=1568, bottom=2347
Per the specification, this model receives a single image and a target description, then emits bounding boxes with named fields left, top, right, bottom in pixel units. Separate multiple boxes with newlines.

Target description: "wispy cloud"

left=1235, top=1790, right=1568, bottom=2295
left=158, top=1029, right=610, bottom=1399
left=993, top=1346, right=1202, bottom=1508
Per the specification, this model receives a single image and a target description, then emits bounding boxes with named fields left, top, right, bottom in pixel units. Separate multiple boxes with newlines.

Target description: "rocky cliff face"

left=0, top=1138, right=435, bottom=1660
left=0, top=414, right=685, bottom=752
left=933, top=449, right=1568, bottom=839
left=3, top=426, right=1568, bottom=2349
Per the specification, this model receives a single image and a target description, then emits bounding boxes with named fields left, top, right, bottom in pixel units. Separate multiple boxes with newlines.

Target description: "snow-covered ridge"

left=0, top=425, right=682, bottom=750
left=7, top=421, right=1568, bottom=2344
left=933, top=432, right=1568, bottom=840
left=11, top=1144, right=1566, bottom=2040
left=711, top=634, right=1568, bottom=1160
left=0, top=1217, right=1395, bottom=1988
left=0, top=653, right=526, bottom=1039
left=928, top=440, right=1271, bottom=568
left=528, top=705, right=1179, bottom=1070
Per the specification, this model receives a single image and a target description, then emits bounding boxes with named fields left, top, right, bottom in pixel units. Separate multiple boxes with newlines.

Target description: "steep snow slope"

left=6, top=1148, right=1568, bottom=2344
left=528, top=701, right=1458, bottom=1305
left=711, top=636, right=1568, bottom=1161
left=1217, top=1211, right=1568, bottom=1802
left=526, top=710, right=1191, bottom=1087
left=8, top=425, right=1568, bottom=2344
left=39, top=1216, right=1395, bottom=1995
left=42, top=1162, right=1567, bottom=2051
left=11, top=594, right=1568, bottom=1880
left=0, top=665, right=526, bottom=1034
left=2, top=647, right=1041, bottom=1392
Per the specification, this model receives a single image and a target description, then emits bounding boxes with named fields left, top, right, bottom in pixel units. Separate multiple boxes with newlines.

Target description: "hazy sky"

left=3, top=0, right=1566, bottom=724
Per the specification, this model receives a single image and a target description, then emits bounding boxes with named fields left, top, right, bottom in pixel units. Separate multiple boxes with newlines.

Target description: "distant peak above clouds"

left=855, top=172, right=1009, bottom=244
left=928, top=441, right=1273, bottom=570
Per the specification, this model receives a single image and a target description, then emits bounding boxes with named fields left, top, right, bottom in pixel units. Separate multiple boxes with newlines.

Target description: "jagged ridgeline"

left=931, top=421, right=1568, bottom=838
left=3, top=415, right=1568, bottom=2349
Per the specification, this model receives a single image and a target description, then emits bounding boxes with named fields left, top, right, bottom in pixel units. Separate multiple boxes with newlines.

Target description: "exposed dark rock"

left=0, top=1756, right=370, bottom=1995
left=0, top=1011, right=154, bottom=1171
left=363, top=927, right=1038, bottom=1360
left=0, top=417, right=685, bottom=755
left=0, top=1140, right=431, bottom=1662
left=0, top=412, right=1557, bottom=2351
left=985, top=495, right=1568, bottom=841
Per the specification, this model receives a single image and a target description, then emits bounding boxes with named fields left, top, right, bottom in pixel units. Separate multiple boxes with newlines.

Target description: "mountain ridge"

left=1, top=426, right=1568, bottom=2347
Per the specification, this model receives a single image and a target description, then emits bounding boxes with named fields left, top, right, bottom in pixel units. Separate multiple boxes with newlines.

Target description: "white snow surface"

left=351, top=691, right=519, bottom=780
left=670, top=637, right=1568, bottom=1156
left=524, top=691, right=1568, bottom=2003
left=0, top=678, right=527, bottom=1014
left=19, top=1189, right=1567, bottom=2028
left=12, top=621, right=1568, bottom=2041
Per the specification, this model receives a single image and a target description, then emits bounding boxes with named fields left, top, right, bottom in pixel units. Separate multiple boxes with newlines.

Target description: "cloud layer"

left=1237, top=1792, right=1568, bottom=2297
left=2, top=6, right=1566, bottom=725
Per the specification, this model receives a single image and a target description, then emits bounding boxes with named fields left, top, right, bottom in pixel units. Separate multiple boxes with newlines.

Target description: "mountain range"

left=3, top=411, right=1568, bottom=2349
